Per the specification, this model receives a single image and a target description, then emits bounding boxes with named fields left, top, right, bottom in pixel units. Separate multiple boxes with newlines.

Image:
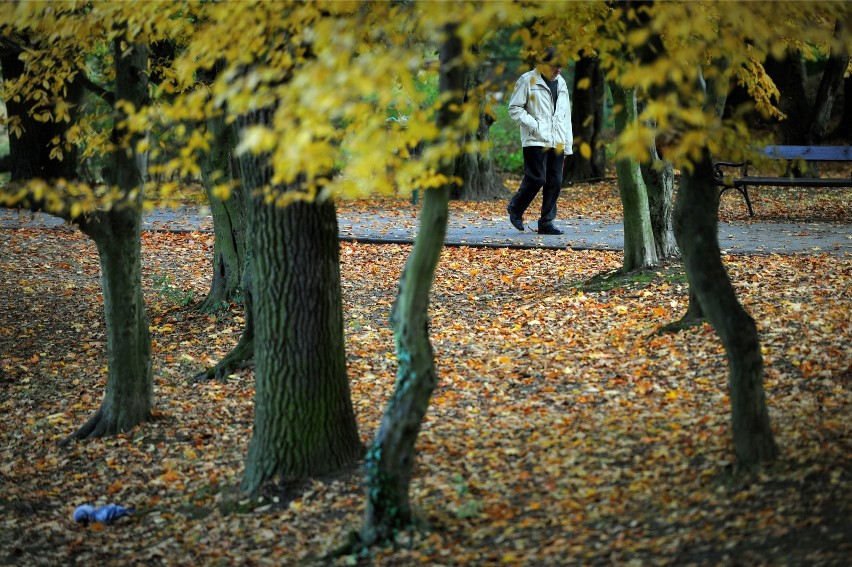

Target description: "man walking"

left=506, top=47, right=573, bottom=235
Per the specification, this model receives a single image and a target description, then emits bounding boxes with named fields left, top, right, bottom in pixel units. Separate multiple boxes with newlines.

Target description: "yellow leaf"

left=580, top=142, right=592, bottom=159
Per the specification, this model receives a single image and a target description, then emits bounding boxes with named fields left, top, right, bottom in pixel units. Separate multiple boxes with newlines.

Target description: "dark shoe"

left=538, top=223, right=564, bottom=235
left=507, top=204, right=524, bottom=231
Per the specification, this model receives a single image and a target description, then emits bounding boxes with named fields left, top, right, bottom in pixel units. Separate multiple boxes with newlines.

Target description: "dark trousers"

left=508, top=146, right=564, bottom=226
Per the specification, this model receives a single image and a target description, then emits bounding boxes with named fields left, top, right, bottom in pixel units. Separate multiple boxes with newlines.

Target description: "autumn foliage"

left=1, top=189, right=850, bottom=563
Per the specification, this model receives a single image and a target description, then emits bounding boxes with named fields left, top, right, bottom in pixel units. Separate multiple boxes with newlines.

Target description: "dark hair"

left=542, top=47, right=560, bottom=66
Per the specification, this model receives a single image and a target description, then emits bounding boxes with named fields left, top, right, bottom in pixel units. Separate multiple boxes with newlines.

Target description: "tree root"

left=658, top=313, right=704, bottom=334
left=194, top=336, right=253, bottom=382
left=59, top=407, right=150, bottom=446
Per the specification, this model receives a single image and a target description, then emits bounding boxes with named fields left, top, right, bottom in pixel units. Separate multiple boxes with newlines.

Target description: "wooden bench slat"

left=762, top=145, right=852, bottom=161
left=734, top=176, right=852, bottom=188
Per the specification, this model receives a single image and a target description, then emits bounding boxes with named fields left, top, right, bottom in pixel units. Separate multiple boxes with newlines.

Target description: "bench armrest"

left=713, top=160, right=750, bottom=183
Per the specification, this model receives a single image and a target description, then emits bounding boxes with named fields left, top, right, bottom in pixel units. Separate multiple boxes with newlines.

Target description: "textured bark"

left=237, top=105, right=361, bottom=494
left=241, top=196, right=362, bottom=494
left=641, top=150, right=677, bottom=259
left=359, top=26, right=463, bottom=547
left=66, top=38, right=152, bottom=441
left=196, top=112, right=247, bottom=312
left=674, top=150, right=778, bottom=469
left=74, top=208, right=152, bottom=439
left=564, top=54, right=606, bottom=184
left=610, top=83, right=658, bottom=271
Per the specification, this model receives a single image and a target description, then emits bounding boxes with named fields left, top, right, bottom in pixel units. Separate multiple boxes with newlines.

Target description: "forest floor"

left=0, top=178, right=850, bottom=566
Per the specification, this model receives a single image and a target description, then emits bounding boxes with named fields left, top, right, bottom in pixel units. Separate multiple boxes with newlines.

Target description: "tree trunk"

left=195, top=261, right=254, bottom=382
left=237, top=105, right=361, bottom=494
left=674, top=150, right=778, bottom=469
left=453, top=56, right=504, bottom=201
left=806, top=20, right=849, bottom=145
left=359, top=25, right=463, bottom=547
left=641, top=145, right=677, bottom=259
left=241, top=195, right=362, bottom=494
left=610, top=83, right=658, bottom=271
left=0, top=39, right=80, bottom=182
left=830, top=74, right=852, bottom=142
left=564, top=54, right=606, bottom=184
left=196, top=111, right=247, bottom=312
left=66, top=38, right=152, bottom=441
left=74, top=208, right=152, bottom=439
left=765, top=49, right=810, bottom=146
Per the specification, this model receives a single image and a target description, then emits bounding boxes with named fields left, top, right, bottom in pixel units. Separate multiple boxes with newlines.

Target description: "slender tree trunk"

left=610, top=83, right=658, bottom=271
left=674, top=150, right=778, bottom=469
left=565, top=54, right=606, bottom=184
left=359, top=25, right=463, bottom=547
left=830, top=74, right=852, bottom=141
left=453, top=53, right=504, bottom=201
left=806, top=20, right=849, bottom=145
left=196, top=112, right=247, bottom=312
left=66, top=38, right=152, bottom=441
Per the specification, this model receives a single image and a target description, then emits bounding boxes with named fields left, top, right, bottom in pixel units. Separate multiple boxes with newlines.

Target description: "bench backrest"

left=762, top=145, right=852, bottom=161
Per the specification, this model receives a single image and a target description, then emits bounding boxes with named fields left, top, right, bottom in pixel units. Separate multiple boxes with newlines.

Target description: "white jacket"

left=508, top=68, right=573, bottom=155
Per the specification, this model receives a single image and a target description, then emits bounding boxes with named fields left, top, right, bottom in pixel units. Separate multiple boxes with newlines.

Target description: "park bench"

left=713, top=145, right=852, bottom=216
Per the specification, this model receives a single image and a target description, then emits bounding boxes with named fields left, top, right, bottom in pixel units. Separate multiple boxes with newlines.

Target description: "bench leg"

left=720, top=185, right=755, bottom=217
left=719, top=186, right=755, bottom=217
left=737, top=185, right=755, bottom=217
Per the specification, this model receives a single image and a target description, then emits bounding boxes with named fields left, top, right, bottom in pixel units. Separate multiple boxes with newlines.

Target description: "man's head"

left=540, top=47, right=562, bottom=80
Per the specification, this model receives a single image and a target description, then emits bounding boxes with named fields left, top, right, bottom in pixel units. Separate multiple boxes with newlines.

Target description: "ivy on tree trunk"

left=358, top=24, right=464, bottom=548
left=610, top=83, right=658, bottom=271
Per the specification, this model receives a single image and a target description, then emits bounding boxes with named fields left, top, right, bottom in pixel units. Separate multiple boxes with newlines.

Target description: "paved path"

left=2, top=206, right=850, bottom=256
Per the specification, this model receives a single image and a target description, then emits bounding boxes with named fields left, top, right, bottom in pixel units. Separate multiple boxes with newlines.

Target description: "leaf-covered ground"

left=1, top=181, right=850, bottom=566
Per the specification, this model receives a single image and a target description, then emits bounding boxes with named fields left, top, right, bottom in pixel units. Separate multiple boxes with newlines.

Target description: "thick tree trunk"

left=74, top=208, right=152, bottom=439
left=196, top=112, right=247, bottom=312
left=66, top=38, right=152, bottom=441
left=454, top=137, right=503, bottom=200
left=236, top=103, right=361, bottom=493
left=359, top=26, right=463, bottom=547
left=610, top=83, right=658, bottom=271
left=641, top=148, right=677, bottom=259
left=241, top=195, right=362, bottom=494
left=564, top=54, right=606, bottom=184
left=674, top=150, right=778, bottom=469
left=765, top=49, right=810, bottom=146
